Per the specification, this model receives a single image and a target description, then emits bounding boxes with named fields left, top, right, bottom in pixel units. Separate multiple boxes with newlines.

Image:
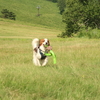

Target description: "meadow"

left=0, top=19, right=100, bottom=100
left=0, top=0, right=64, bottom=30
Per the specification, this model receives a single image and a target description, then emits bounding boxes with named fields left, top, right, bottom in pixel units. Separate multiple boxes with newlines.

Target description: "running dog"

left=32, top=38, right=52, bottom=66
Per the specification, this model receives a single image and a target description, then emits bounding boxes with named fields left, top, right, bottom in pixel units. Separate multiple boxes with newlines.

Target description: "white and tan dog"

left=32, top=38, right=51, bottom=66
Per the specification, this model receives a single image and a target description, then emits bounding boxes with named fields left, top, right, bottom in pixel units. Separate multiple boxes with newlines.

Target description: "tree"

left=59, top=0, right=100, bottom=37
left=1, top=9, right=9, bottom=18
left=57, top=0, right=66, bottom=14
left=47, top=0, right=58, bottom=3
left=83, top=0, right=100, bottom=29
left=59, top=0, right=83, bottom=37
left=1, top=9, right=16, bottom=20
left=9, top=12, right=16, bottom=20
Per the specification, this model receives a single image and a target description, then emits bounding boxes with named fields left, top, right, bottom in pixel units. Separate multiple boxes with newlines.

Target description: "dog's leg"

left=33, top=55, right=41, bottom=66
left=33, top=49, right=41, bottom=66
left=42, top=58, right=48, bottom=66
left=35, top=59, right=41, bottom=66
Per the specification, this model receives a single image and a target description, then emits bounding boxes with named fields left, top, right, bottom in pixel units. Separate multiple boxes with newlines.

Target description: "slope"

left=0, top=0, right=64, bottom=30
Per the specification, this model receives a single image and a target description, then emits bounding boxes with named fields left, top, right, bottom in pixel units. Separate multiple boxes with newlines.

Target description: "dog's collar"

left=39, top=49, right=47, bottom=60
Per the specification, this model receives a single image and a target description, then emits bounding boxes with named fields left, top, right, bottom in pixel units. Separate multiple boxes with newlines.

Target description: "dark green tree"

left=1, top=9, right=9, bottom=18
left=57, top=0, right=66, bottom=14
left=59, top=0, right=100, bottom=37
left=9, top=12, right=16, bottom=20
left=47, top=0, right=57, bottom=3
left=1, top=9, right=16, bottom=20
left=59, top=0, right=83, bottom=37
left=83, top=0, right=100, bottom=29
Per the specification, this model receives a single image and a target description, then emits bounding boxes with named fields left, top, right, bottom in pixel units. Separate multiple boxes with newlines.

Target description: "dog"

left=32, top=38, right=51, bottom=66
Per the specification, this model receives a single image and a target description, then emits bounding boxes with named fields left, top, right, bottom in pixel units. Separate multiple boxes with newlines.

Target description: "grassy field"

left=0, top=19, right=100, bottom=100
left=0, top=0, right=64, bottom=30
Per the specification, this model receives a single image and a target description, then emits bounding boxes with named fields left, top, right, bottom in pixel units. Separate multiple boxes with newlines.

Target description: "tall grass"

left=77, top=27, right=100, bottom=39
left=0, top=20, right=100, bottom=100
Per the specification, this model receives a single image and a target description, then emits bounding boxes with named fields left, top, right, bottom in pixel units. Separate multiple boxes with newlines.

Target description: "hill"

left=0, top=0, right=64, bottom=30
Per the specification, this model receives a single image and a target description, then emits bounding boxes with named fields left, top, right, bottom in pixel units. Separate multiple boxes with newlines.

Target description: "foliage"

left=83, top=0, right=100, bottom=29
left=77, top=26, right=100, bottom=39
left=47, top=0, right=58, bottom=3
left=59, top=0, right=100, bottom=37
left=1, top=9, right=16, bottom=20
left=60, top=0, right=83, bottom=37
left=47, top=0, right=66, bottom=14
left=57, top=0, right=66, bottom=14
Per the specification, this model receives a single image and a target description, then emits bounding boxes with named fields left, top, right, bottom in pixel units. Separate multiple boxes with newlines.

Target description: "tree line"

left=49, top=0, right=100, bottom=38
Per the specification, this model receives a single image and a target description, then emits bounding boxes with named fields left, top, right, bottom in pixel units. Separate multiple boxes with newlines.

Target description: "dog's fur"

left=32, top=38, right=50, bottom=66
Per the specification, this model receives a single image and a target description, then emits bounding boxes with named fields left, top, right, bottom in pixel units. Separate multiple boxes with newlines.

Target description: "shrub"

left=57, top=0, right=66, bottom=14
left=78, top=27, right=100, bottom=39
left=47, top=0, right=57, bottom=3
left=1, top=9, right=16, bottom=20
left=59, top=0, right=100, bottom=38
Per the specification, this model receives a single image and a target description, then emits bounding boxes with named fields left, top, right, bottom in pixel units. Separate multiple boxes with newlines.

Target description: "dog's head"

left=39, top=38, right=50, bottom=48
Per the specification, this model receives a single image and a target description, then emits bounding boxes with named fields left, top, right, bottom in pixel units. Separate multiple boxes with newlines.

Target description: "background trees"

left=57, top=0, right=66, bottom=14
left=58, top=0, right=100, bottom=37
left=47, top=0, right=58, bottom=3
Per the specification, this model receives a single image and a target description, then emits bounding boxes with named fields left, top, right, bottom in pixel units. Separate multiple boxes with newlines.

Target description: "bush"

left=78, top=27, right=100, bottom=39
left=1, top=9, right=16, bottom=20
left=57, top=0, right=66, bottom=14
left=59, top=0, right=100, bottom=38
left=47, top=0, right=57, bottom=3
left=57, top=32, right=68, bottom=38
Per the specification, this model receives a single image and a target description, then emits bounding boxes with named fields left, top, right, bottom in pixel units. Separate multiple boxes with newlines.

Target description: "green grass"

left=77, top=27, right=100, bottom=39
left=0, top=0, right=64, bottom=30
left=0, top=20, right=100, bottom=100
left=0, top=18, right=60, bottom=38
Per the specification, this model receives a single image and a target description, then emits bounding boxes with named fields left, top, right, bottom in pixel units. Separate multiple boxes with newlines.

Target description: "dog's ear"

left=34, top=48, right=37, bottom=53
left=39, top=39, right=44, bottom=46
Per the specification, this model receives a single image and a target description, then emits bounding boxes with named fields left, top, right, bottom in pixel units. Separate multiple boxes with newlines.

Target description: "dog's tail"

left=32, top=38, right=39, bottom=49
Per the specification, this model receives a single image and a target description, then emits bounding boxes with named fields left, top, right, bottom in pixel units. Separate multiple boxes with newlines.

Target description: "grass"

left=0, top=19, right=100, bottom=100
left=77, top=27, right=100, bottom=39
left=0, top=0, right=64, bottom=30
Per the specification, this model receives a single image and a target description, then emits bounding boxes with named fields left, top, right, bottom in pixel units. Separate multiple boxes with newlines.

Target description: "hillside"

left=0, top=0, right=64, bottom=30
